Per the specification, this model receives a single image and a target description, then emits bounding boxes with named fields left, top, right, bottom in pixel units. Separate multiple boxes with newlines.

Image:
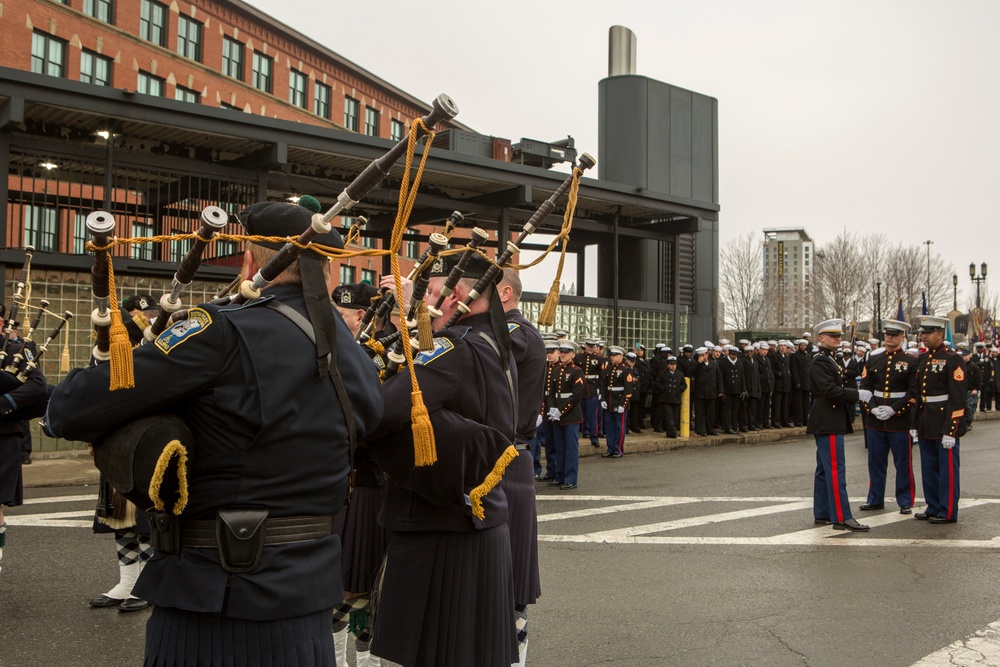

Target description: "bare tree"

left=813, top=230, right=866, bottom=323
left=720, top=231, right=765, bottom=331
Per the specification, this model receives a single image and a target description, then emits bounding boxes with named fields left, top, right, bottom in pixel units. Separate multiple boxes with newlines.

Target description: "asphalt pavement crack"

left=754, top=621, right=811, bottom=665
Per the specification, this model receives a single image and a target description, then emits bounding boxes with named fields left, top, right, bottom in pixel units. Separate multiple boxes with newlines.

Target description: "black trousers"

left=799, top=391, right=811, bottom=425
left=740, top=397, right=757, bottom=430
left=722, top=395, right=740, bottom=431
left=662, top=403, right=680, bottom=436
left=630, top=392, right=647, bottom=430
left=772, top=391, right=788, bottom=426
left=757, top=391, right=772, bottom=427
left=790, top=390, right=804, bottom=425
left=649, top=392, right=664, bottom=430
left=981, top=390, right=994, bottom=412
left=695, top=398, right=716, bottom=435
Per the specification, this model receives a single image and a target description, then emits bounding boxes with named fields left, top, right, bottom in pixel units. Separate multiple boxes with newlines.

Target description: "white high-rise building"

left=762, top=228, right=815, bottom=329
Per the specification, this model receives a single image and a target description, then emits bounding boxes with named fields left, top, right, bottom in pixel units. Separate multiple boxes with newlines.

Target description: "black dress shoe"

left=929, top=516, right=957, bottom=524
left=21, top=456, right=32, bottom=465
left=726, top=429, right=738, bottom=435
left=535, top=475, right=552, bottom=482
left=653, top=429, right=665, bottom=433
left=118, top=598, right=151, bottom=613
left=559, top=483, right=578, bottom=490
left=89, top=594, right=125, bottom=608
left=914, top=512, right=935, bottom=520
left=611, top=453, right=622, bottom=459
left=814, top=519, right=832, bottom=525
left=547, top=479, right=562, bottom=486
left=601, top=452, right=614, bottom=458
left=859, top=504, right=884, bottom=511
left=706, top=431, right=718, bottom=436
left=899, top=506, right=912, bottom=514
left=832, top=518, right=870, bottom=532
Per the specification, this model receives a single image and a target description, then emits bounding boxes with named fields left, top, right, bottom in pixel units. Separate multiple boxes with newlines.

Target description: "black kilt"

left=499, top=449, right=541, bottom=605
left=144, top=606, right=334, bottom=667
left=333, top=484, right=389, bottom=593
left=0, top=434, right=23, bottom=507
left=372, top=524, right=517, bottom=667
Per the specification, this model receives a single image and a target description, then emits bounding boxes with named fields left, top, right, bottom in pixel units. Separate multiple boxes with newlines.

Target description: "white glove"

left=872, top=405, right=895, bottom=421
left=536, top=413, right=543, bottom=428
left=909, top=429, right=919, bottom=441
left=601, top=401, right=608, bottom=410
left=942, top=435, right=956, bottom=449
left=616, top=406, right=625, bottom=414
left=857, top=389, right=873, bottom=403
left=547, top=407, right=561, bottom=422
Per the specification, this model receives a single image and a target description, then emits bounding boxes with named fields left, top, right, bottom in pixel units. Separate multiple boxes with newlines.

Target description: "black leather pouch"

left=147, top=510, right=181, bottom=554
left=216, top=508, right=269, bottom=573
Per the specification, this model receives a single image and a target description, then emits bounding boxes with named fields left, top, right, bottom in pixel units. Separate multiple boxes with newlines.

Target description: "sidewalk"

left=23, top=410, right=1000, bottom=488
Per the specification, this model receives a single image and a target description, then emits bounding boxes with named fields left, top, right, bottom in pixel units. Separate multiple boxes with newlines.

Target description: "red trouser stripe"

left=907, top=439, right=915, bottom=506
left=947, top=448, right=955, bottom=520
left=830, top=434, right=844, bottom=523
left=617, top=412, right=626, bottom=454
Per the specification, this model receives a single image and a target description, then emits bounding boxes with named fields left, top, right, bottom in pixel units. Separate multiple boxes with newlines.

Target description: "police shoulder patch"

left=371, top=354, right=385, bottom=370
left=507, top=322, right=521, bottom=332
left=414, top=337, right=455, bottom=366
left=154, top=308, right=213, bottom=354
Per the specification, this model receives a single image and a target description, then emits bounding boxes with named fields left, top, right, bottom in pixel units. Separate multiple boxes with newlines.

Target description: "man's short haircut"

left=500, top=267, right=523, bottom=301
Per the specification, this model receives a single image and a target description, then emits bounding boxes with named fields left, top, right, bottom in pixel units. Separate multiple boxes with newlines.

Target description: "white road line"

left=23, top=494, right=98, bottom=505
left=538, top=497, right=702, bottom=522
left=911, top=618, right=1000, bottom=666
left=578, top=501, right=814, bottom=539
left=7, top=509, right=95, bottom=528
left=538, top=534, right=1000, bottom=549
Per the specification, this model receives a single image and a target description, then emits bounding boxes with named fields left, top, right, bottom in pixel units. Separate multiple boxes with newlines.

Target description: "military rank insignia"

left=954, top=366, right=965, bottom=381
left=155, top=308, right=212, bottom=354
left=414, top=337, right=455, bottom=366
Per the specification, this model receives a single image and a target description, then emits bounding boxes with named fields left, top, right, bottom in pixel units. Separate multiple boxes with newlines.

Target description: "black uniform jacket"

left=46, top=286, right=384, bottom=621
left=914, top=345, right=967, bottom=439
left=806, top=348, right=860, bottom=435
left=552, top=362, right=585, bottom=424
left=506, top=309, right=546, bottom=444
left=576, top=353, right=606, bottom=399
left=652, top=369, right=687, bottom=404
left=966, top=359, right=983, bottom=392
left=771, top=353, right=791, bottom=392
left=720, top=357, right=746, bottom=396
left=604, top=362, right=636, bottom=411
left=757, top=353, right=775, bottom=393
left=693, top=359, right=723, bottom=400
left=859, top=348, right=918, bottom=432
left=370, top=312, right=517, bottom=533
left=0, top=338, right=48, bottom=434
left=741, top=355, right=760, bottom=397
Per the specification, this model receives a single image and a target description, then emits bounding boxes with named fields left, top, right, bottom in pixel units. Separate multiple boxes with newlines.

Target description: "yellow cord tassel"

left=416, top=300, right=434, bottom=351
left=536, top=166, right=582, bottom=328
left=469, top=444, right=519, bottom=521
left=105, top=255, right=135, bottom=390
left=409, top=390, right=436, bottom=467
left=148, top=440, right=189, bottom=515
left=537, top=275, right=562, bottom=327
left=60, top=340, right=70, bottom=373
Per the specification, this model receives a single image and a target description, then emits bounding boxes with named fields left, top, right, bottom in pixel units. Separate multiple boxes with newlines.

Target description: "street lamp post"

left=875, top=276, right=883, bottom=338
left=952, top=274, right=958, bottom=311
left=970, top=262, right=988, bottom=310
left=924, top=240, right=933, bottom=313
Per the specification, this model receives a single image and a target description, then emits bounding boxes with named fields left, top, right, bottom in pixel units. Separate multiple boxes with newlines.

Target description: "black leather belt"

left=182, top=515, right=336, bottom=548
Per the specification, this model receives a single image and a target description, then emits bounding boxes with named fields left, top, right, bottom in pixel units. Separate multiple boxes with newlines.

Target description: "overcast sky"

left=249, top=0, right=1000, bottom=303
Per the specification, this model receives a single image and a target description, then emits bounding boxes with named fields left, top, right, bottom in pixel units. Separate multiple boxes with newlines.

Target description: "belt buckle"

left=883, top=392, right=891, bottom=399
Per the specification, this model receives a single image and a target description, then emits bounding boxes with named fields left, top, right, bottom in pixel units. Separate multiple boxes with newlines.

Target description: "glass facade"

left=519, top=299, right=687, bottom=350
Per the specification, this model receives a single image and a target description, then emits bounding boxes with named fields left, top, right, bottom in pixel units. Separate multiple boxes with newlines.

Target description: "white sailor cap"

left=803, top=331, right=812, bottom=338
left=868, top=338, right=880, bottom=346
left=667, top=355, right=678, bottom=363
left=625, top=351, right=637, bottom=360
left=719, top=338, right=731, bottom=345
left=814, top=318, right=845, bottom=336
left=694, top=346, right=708, bottom=355
left=759, top=342, right=769, bottom=349
left=738, top=339, right=750, bottom=346
left=795, top=339, right=807, bottom=346
left=767, top=340, right=778, bottom=346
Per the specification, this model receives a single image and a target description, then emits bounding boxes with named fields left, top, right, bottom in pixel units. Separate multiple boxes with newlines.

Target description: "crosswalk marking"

left=911, top=619, right=1000, bottom=666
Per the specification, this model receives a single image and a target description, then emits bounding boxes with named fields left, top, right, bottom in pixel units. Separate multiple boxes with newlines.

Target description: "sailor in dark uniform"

left=806, top=319, right=869, bottom=531
left=692, top=347, right=721, bottom=436
left=757, top=342, right=774, bottom=429
left=912, top=315, right=967, bottom=524
left=366, top=254, right=518, bottom=666
left=498, top=267, right=545, bottom=665
left=46, top=202, right=384, bottom=666
left=653, top=356, right=686, bottom=438
left=720, top=345, right=746, bottom=434
left=858, top=319, right=918, bottom=515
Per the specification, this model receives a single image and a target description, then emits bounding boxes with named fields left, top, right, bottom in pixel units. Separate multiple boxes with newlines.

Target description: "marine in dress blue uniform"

left=912, top=315, right=967, bottom=524
left=538, top=340, right=561, bottom=481
left=46, top=202, right=384, bottom=667
left=576, top=339, right=605, bottom=447
left=601, top=346, right=635, bottom=458
left=806, top=319, right=869, bottom=531
left=858, top=319, right=918, bottom=514
left=549, top=341, right=585, bottom=488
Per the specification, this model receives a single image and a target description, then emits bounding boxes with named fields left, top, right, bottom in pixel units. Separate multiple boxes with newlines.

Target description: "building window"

left=222, top=37, right=244, bottom=80
left=24, top=205, right=58, bottom=252
left=361, top=235, right=376, bottom=249
left=177, top=15, right=203, bottom=62
left=80, top=50, right=112, bottom=86
left=364, top=106, right=380, bottom=137
left=289, top=69, right=307, bottom=108
left=140, top=0, right=168, bottom=47
left=132, top=221, right=154, bottom=259
left=83, top=0, right=114, bottom=23
left=390, top=119, right=405, bottom=141
left=361, top=269, right=376, bottom=285
left=216, top=240, right=238, bottom=257
left=137, top=71, right=165, bottom=96
left=31, top=31, right=66, bottom=78
left=251, top=51, right=273, bottom=93
left=175, top=85, right=200, bottom=103
left=339, top=265, right=356, bottom=284
left=405, top=239, right=419, bottom=259
left=74, top=213, right=88, bottom=254
left=343, top=96, right=359, bottom=131
left=170, top=228, right=190, bottom=262
left=314, top=82, right=331, bottom=119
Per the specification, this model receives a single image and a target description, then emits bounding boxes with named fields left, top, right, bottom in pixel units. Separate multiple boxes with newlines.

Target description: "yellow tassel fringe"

left=60, top=341, right=70, bottom=373
left=148, top=439, right=190, bottom=515
left=417, top=300, right=434, bottom=351
left=469, top=444, right=519, bottom=521
left=410, top=390, right=437, bottom=467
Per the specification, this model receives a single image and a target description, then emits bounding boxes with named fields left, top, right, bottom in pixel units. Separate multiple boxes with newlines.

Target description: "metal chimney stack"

left=608, top=25, right=636, bottom=76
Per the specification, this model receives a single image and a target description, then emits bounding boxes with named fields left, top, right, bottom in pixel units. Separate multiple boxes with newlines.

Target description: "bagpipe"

left=0, top=246, right=73, bottom=412
left=80, top=93, right=461, bottom=516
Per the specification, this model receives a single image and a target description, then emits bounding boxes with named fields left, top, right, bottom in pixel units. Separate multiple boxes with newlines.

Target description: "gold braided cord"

left=387, top=118, right=438, bottom=467
left=537, top=167, right=583, bottom=327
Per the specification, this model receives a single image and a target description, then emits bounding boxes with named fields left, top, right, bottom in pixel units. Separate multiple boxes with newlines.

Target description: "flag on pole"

left=921, top=291, right=928, bottom=316
left=945, top=318, right=953, bottom=346
left=896, top=298, right=905, bottom=322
